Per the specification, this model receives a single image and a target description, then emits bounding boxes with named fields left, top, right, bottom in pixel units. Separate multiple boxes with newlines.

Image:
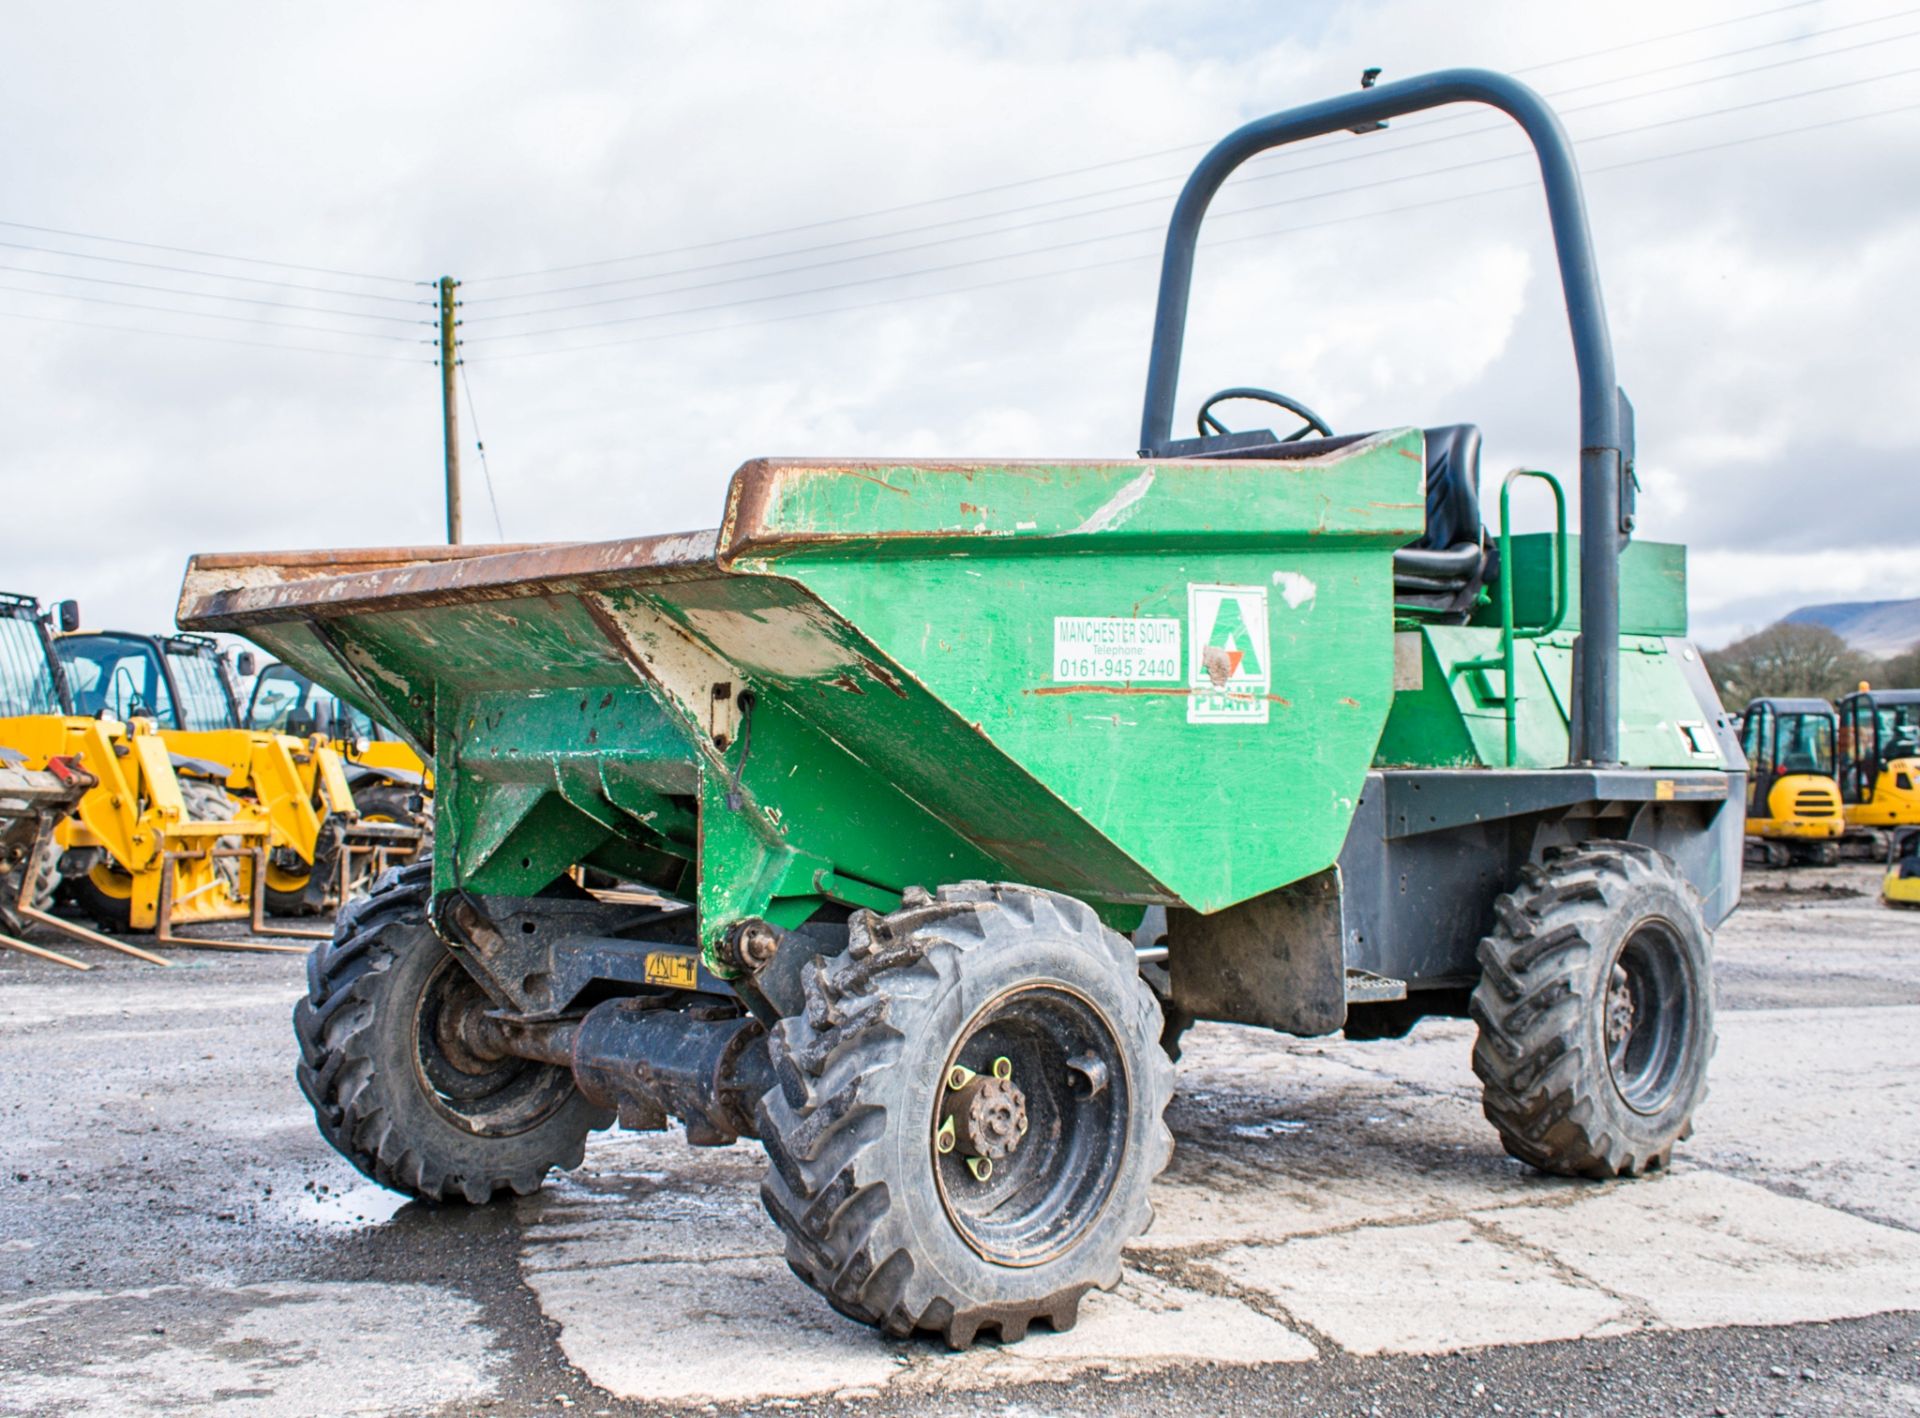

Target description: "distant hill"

left=1783, top=598, right=1920, bottom=655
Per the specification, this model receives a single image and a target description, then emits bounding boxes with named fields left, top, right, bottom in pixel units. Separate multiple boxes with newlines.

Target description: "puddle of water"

left=1231, top=1119, right=1310, bottom=1139
left=292, top=1182, right=410, bottom=1226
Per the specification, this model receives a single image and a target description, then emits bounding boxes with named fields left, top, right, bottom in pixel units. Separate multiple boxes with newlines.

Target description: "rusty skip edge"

left=176, top=530, right=724, bottom=631
left=178, top=448, right=1393, bottom=631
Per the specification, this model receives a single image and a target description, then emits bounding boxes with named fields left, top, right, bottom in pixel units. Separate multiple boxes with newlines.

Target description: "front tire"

left=293, top=858, right=610, bottom=1202
left=1471, top=842, right=1714, bottom=1179
left=758, top=883, right=1174, bottom=1347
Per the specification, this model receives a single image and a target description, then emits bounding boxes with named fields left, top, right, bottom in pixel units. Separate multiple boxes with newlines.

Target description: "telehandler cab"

left=243, top=659, right=432, bottom=820
left=1737, top=698, right=1844, bottom=866
left=178, top=70, right=1741, bottom=1347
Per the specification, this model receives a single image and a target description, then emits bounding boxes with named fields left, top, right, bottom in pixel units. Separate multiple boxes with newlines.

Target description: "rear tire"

left=1471, top=842, right=1714, bottom=1179
left=293, top=857, right=610, bottom=1203
left=0, top=821, right=60, bottom=936
left=758, top=883, right=1174, bottom=1346
left=68, top=861, right=134, bottom=933
left=1133, top=906, right=1192, bottom=1061
left=265, top=832, right=336, bottom=917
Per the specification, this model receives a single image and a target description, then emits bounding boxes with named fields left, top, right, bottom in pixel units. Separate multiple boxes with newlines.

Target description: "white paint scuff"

left=1067, top=470, right=1154, bottom=536
left=1271, top=570, right=1317, bottom=609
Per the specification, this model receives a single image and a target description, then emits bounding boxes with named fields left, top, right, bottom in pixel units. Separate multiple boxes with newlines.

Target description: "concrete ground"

left=2, top=864, right=1918, bottom=1416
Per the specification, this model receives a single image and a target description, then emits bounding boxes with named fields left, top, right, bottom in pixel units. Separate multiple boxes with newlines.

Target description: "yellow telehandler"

left=0, top=593, right=295, bottom=951
left=55, top=628, right=421, bottom=914
left=242, top=659, right=432, bottom=827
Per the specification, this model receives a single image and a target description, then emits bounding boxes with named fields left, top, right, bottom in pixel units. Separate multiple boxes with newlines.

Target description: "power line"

left=472, top=0, right=1831, bottom=285
left=0, top=282, right=428, bottom=342
left=0, top=217, right=417, bottom=286
left=0, top=307, right=428, bottom=362
left=0, top=239, right=429, bottom=305
left=457, top=362, right=507, bottom=540
left=470, top=5, right=1920, bottom=310
left=467, top=97, right=1920, bottom=363
left=0, top=262, right=433, bottom=326
left=465, top=64, right=1920, bottom=345
left=1515, top=0, right=1824, bottom=74
left=468, top=26, right=1920, bottom=330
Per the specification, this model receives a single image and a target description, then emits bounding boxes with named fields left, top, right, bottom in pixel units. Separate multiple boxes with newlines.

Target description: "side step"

left=1344, top=968, right=1407, bottom=1004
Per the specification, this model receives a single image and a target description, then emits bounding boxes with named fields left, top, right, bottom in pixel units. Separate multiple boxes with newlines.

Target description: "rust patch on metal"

left=834, top=467, right=913, bottom=495
left=1027, top=685, right=1191, bottom=698
left=854, top=655, right=909, bottom=699
left=179, top=531, right=720, bottom=631
left=1026, top=685, right=1292, bottom=704
left=1201, top=645, right=1233, bottom=688
left=828, top=674, right=866, bottom=696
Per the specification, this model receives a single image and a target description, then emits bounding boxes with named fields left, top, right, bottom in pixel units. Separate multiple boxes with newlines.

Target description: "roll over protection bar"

left=1137, top=68, right=1629, bottom=766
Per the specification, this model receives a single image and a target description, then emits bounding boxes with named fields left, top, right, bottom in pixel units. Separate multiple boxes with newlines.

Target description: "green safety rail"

left=1453, top=469, right=1568, bottom=768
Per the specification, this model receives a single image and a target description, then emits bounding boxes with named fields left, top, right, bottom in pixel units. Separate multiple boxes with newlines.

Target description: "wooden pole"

left=439, top=276, right=462, bottom=544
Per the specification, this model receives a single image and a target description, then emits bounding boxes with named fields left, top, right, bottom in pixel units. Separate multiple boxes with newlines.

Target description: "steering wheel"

left=1197, top=387, right=1332, bottom=443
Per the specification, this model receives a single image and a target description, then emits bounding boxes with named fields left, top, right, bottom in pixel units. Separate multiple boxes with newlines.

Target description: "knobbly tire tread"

left=293, top=857, right=608, bottom=1204
left=757, top=881, right=1175, bottom=1347
left=0, top=818, right=62, bottom=936
left=1470, top=841, right=1714, bottom=1180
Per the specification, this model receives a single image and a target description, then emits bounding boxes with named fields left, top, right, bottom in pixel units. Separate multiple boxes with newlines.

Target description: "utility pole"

left=437, top=275, right=462, bottom=544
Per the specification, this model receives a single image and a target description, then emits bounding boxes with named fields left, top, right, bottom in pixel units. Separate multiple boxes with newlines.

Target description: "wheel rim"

left=86, top=862, right=134, bottom=900
left=1604, top=919, right=1695, bottom=1115
left=931, top=983, right=1130, bottom=1268
left=265, top=858, right=310, bottom=895
left=411, top=955, right=577, bottom=1138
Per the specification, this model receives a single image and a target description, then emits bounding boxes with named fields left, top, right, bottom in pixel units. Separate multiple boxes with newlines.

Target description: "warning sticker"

left=1188, top=584, right=1270, bottom=724
left=644, top=951, right=699, bottom=990
left=1052, top=616, right=1181, bottom=682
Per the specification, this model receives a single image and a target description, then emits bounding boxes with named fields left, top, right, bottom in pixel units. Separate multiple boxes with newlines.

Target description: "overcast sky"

left=2, top=0, right=1915, bottom=648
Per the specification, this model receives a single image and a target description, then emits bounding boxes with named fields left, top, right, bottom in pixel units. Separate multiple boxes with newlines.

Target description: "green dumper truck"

left=177, top=69, right=1742, bottom=1346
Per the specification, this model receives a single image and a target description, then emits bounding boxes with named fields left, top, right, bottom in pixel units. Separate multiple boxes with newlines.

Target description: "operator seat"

left=1170, top=419, right=1493, bottom=617
left=1392, top=424, right=1491, bottom=618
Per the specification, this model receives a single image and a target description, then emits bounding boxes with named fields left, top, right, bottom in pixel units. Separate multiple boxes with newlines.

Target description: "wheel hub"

left=1604, top=921, right=1695, bottom=1116
left=1605, top=964, right=1636, bottom=1049
left=943, top=1060, right=1028, bottom=1164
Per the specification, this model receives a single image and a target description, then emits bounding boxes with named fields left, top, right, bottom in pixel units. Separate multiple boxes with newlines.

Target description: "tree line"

left=1704, top=623, right=1920, bottom=706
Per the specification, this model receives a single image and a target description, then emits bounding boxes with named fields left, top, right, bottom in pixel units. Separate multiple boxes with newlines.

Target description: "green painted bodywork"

left=188, top=429, right=1721, bottom=970
left=1487, top=534, right=1688, bottom=638
left=1379, top=533, right=1721, bottom=771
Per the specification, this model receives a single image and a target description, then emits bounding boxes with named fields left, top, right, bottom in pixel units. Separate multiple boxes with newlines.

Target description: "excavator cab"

left=1738, top=698, right=1844, bottom=865
left=1836, top=689, right=1920, bottom=843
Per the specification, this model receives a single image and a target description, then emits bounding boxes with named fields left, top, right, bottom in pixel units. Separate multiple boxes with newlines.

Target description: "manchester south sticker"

left=1187, top=583, right=1270, bottom=724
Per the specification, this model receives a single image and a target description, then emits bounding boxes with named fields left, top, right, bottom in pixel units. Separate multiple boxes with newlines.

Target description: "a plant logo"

left=1188, top=583, right=1270, bottom=724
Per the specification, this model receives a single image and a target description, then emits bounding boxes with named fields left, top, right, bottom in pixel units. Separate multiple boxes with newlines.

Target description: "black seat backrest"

left=1415, top=424, right=1483, bottom=553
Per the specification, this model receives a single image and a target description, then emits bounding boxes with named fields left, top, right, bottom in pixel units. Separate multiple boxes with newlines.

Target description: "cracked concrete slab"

left=1206, top=1216, right=1631, bottom=1355
left=519, top=1140, right=1314, bottom=1403
left=0, top=1281, right=499, bottom=1417
left=1477, top=1169, right=1920, bottom=1331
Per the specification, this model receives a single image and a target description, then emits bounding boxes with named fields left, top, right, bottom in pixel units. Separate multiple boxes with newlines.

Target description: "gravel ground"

left=1, top=863, right=1917, bottom=1416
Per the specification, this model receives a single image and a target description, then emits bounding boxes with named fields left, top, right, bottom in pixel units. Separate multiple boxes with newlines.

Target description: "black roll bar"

left=1138, top=69, right=1628, bottom=767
